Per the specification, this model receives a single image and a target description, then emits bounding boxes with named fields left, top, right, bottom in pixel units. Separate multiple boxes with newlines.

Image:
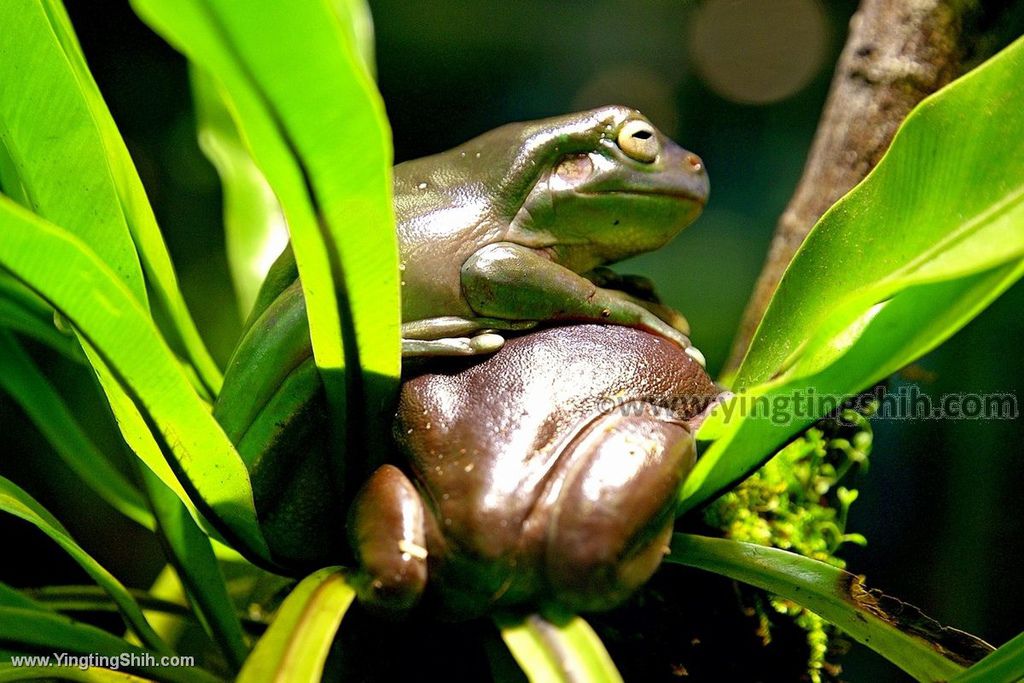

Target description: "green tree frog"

left=251, top=104, right=708, bottom=360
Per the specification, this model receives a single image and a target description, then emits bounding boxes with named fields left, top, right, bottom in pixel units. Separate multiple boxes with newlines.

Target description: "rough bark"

left=725, top=0, right=969, bottom=374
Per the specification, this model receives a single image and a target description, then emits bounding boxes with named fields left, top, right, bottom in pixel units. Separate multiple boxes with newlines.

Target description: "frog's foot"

left=583, top=268, right=659, bottom=302
left=402, top=333, right=506, bottom=357
left=583, top=269, right=691, bottom=336
left=348, top=465, right=428, bottom=613
left=402, top=316, right=539, bottom=357
left=604, top=289, right=691, bottom=337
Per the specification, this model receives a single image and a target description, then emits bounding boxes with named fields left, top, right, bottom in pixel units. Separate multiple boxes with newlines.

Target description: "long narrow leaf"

left=684, top=40, right=1024, bottom=511
left=25, top=585, right=192, bottom=621
left=0, top=664, right=155, bottom=682
left=683, top=259, right=1024, bottom=513
left=951, top=631, right=1024, bottom=682
left=132, top=0, right=401, bottom=482
left=0, top=0, right=147, bottom=304
left=0, top=476, right=168, bottom=655
left=0, top=297, right=82, bottom=360
left=0, top=607, right=218, bottom=683
left=237, top=567, right=355, bottom=683
left=737, top=36, right=1024, bottom=388
left=192, top=67, right=288, bottom=320
left=0, top=582, right=47, bottom=611
left=666, top=534, right=993, bottom=682
left=37, top=0, right=223, bottom=395
left=139, top=467, right=249, bottom=671
left=495, top=610, right=623, bottom=683
left=0, top=330, right=154, bottom=529
left=0, top=196, right=270, bottom=563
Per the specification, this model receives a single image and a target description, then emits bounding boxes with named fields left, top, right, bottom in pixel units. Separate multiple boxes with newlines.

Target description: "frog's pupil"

left=632, top=130, right=653, bottom=140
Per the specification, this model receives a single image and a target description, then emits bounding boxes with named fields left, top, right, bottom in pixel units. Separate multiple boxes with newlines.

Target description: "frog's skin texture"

left=251, top=105, right=708, bottom=359
left=348, top=324, right=719, bottom=619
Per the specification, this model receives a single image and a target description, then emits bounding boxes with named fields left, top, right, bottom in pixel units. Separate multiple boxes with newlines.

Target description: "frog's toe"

left=402, top=334, right=504, bottom=357
left=659, top=305, right=691, bottom=336
left=654, top=322, right=695, bottom=354
left=684, top=345, right=706, bottom=368
left=469, top=332, right=505, bottom=353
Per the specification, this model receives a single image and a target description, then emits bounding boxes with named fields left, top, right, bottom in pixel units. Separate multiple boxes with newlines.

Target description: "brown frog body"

left=349, top=324, right=718, bottom=618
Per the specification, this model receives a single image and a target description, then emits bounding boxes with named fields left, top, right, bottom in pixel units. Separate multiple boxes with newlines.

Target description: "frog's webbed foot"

left=402, top=333, right=505, bottom=357
left=401, top=316, right=538, bottom=357
left=584, top=267, right=659, bottom=302
left=349, top=465, right=428, bottom=613
left=584, top=267, right=690, bottom=336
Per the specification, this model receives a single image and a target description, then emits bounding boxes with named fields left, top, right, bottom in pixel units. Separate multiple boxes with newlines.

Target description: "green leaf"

left=237, top=567, right=355, bottom=682
left=42, top=0, right=222, bottom=394
left=0, top=299, right=80, bottom=360
left=0, top=608, right=219, bottom=683
left=0, top=476, right=168, bottom=655
left=666, top=534, right=993, bottom=682
left=0, top=282, right=83, bottom=360
left=682, top=258, right=1024, bottom=515
left=140, top=467, right=249, bottom=672
left=0, top=582, right=48, bottom=611
left=495, top=610, right=623, bottom=683
left=24, top=585, right=192, bottom=620
left=680, top=37, right=1024, bottom=513
left=952, top=630, right=1024, bottom=682
left=337, top=0, right=378, bottom=78
left=0, top=330, right=154, bottom=529
left=0, top=664, right=160, bottom=682
left=0, top=0, right=221, bottom=395
left=0, top=197, right=271, bottom=563
left=737, top=36, right=1024, bottom=388
left=192, top=67, right=289, bottom=320
left=132, top=0, right=401, bottom=478
left=0, top=0, right=146, bottom=302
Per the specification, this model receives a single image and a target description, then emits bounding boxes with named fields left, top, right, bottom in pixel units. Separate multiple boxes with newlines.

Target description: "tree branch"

left=725, top=0, right=971, bottom=374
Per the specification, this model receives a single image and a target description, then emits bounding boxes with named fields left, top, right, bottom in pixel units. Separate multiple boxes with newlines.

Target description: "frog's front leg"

left=583, top=267, right=690, bottom=336
left=348, top=465, right=429, bottom=612
left=462, top=242, right=694, bottom=351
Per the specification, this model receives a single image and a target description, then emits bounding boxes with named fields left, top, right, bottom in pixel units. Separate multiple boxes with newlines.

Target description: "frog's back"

left=392, top=118, right=548, bottom=321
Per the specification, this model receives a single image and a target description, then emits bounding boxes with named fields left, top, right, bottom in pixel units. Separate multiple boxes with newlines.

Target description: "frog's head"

left=507, top=105, right=709, bottom=266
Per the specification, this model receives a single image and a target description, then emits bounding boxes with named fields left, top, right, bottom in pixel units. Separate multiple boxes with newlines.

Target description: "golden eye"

left=617, top=120, right=660, bottom=163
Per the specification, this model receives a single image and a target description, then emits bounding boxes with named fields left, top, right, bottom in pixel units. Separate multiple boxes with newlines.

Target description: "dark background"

left=1, top=2, right=1021, bottom=681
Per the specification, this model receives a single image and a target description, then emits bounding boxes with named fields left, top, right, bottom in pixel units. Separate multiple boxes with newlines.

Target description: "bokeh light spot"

left=689, top=0, right=828, bottom=105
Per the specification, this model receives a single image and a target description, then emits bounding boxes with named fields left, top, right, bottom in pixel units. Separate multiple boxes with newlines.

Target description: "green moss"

left=704, top=404, right=875, bottom=682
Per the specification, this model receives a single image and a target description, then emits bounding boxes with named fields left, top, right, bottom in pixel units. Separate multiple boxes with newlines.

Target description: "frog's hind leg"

left=401, top=316, right=537, bottom=357
left=402, top=334, right=505, bottom=357
left=349, top=465, right=429, bottom=612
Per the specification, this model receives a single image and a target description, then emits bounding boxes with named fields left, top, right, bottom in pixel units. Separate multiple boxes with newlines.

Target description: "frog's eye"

left=617, top=120, right=660, bottom=163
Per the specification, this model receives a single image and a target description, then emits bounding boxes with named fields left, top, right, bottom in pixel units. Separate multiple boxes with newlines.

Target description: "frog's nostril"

left=685, top=153, right=704, bottom=173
